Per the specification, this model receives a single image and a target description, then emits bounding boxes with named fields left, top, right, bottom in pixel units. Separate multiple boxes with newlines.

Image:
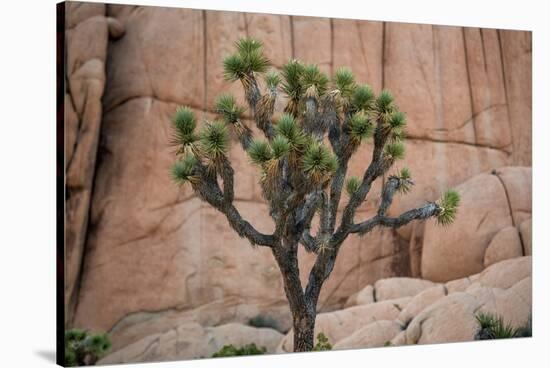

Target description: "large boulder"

left=344, top=285, right=374, bottom=308
left=277, top=299, right=409, bottom=352
left=483, top=226, right=523, bottom=267
left=422, top=167, right=531, bottom=282
left=374, top=277, right=437, bottom=301
left=99, top=323, right=283, bottom=364
left=405, top=293, right=481, bottom=344
left=405, top=257, right=531, bottom=345
left=333, top=320, right=403, bottom=350
left=397, top=285, right=447, bottom=325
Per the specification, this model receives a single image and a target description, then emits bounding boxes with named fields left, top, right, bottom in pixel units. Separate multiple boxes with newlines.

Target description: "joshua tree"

left=169, top=38, right=460, bottom=352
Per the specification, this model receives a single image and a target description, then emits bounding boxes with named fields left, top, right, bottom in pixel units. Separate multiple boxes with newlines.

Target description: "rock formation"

left=63, top=1, right=532, bottom=358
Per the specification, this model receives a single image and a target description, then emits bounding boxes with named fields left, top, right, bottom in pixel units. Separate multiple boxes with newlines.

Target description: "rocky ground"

left=99, top=256, right=531, bottom=363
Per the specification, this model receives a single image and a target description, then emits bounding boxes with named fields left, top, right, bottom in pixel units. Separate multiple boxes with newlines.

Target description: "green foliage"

left=345, top=176, right=361, bottom=196
left=302, top=141, right=338, bottom=185
left=389, top=110, right=406, bottom=130
left=301, top=64, right=329, bottom=97
left=65, top=329, right=112, bottom=366
left=171, top=154, right=198, bottom=185
left=281, top=59, right=306, bottom=100
left=248, top=139, right=273, bottom=166
left=223, top=37, right=269, bottom=81
left=384, top=141, right=405, bottom=161
left=171, top=106, right=197, bottom=146
left=271, top=135, right=291, bottom=160
left=397, top=167, right=412, bottom=194
left=212, top=343, right=266, bottom=357
left=351, top=84, right=375, bottom=111
left=475, top=312, right=531, bottom=340
left=348, top=111, right=374, bottom=143
left=312, top=332, right=332, bottom=351
left=265, top=71, right=281, bottom=90
left=223, top=54, right=247, bottom=82
left=215, top=94, right=246, bottom=123
left=334, top=67, right=356, bottom=99
left=383, top=341, right=393, bottom=347
left=200, top=121, right=230, bottom=159
left=376, top=89, right=394, bottom=113
left=436, top=189, right=460, bottom=226
left=235, top=37, right=263, bottom=55
left=275, top=113, right=307, bottom=151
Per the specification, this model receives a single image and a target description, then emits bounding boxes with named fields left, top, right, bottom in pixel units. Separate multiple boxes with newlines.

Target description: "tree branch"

left=351, top=201, right=440, bottom=235
left=194, top=163, right=276, bottom=247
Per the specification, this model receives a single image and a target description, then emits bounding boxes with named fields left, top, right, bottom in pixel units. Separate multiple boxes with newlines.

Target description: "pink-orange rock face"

left=65, top=2, right=532, bottom=352
left=421, top=167, right=531, bottom=282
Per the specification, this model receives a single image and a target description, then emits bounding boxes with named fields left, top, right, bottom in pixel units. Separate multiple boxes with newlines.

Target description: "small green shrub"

left=383, top=341, right=392, bottom=347
left=65, top=329, right=112, bottom=366
left=474, top=312, right=532, bottom=340
left=248, top=315, right=280, bottom=331
left=313, top=332, right=332, bottom=351
left=212, top=343, right=266, bottom=357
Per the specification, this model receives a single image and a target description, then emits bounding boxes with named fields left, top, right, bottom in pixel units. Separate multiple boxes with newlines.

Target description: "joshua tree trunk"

left=168, top=37, right=460, bottom=352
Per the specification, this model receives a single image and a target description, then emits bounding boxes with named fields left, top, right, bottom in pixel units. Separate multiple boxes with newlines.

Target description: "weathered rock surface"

left=397, top=285, right=447, bottom=325
left=99, top=323, right=283, bottom=364
left=277, top=299, right=409, bottom=352
left=344, top=285, right=374, bottom=308
left=64, top=1, right=124, bottom=324
left=64, top=2, right=532, bottom=356
left=483, top=226, right=523, bottom=267
left=374, top=277, right=436, bottom=301
left=333, top=320, right=402, bottom=349
left=404, top=257, right=531, bottom=344
left=421, top=167, right=531, bottom=282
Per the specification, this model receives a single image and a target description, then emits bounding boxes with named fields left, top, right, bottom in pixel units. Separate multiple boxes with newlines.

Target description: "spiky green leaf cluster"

left=248, top=139, right=272, bottom=166
left=345, top=176, right=361, bottom=196
left=334, top=67, right=356, bottom=99
left=349, top=112, right=374, bottom=143
left=65, top=329, right=112, bottom=367
left=389, top=111, right=406, bottom=130
left=384, top=141, right=405, bottom=161
left=475, top=313, right=528, bottom=340
left=223, top=37, right=269, bottom=81
left=397, top=167, right=412, bottom=194
left=200, top=121, right=230, bottom=158
left=171, top=106, right=197, bottom=146
left=281, top=59, right=305, bottom=100
left=265, top=71, right=281, bottom=90
left=376, top=89, right=394, bottom=113
left=271, top=135, right=290, bottom=159
left=275, top=113, right=307, bottom=151
left=302, top=141, right=338, bottom=184
left=399, top=167, right=411, bottom=180
left=171, top=154, right=198, bottom=185
left=351, top=84, right=375, bottom=111
left=214, top=94, right=246, bottom=123
left=437, top=189, right=460, bottom=226
left=301, top=64, right=329, bottom=97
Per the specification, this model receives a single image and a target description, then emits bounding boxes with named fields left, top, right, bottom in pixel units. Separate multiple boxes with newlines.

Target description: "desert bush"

left=65, top=329, right=112, bottom=366
left=475, top=312, right=532, bottom=340
left=212, top=343, right=267, bottom=357
left=313, top=332, right=332, bottom=351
